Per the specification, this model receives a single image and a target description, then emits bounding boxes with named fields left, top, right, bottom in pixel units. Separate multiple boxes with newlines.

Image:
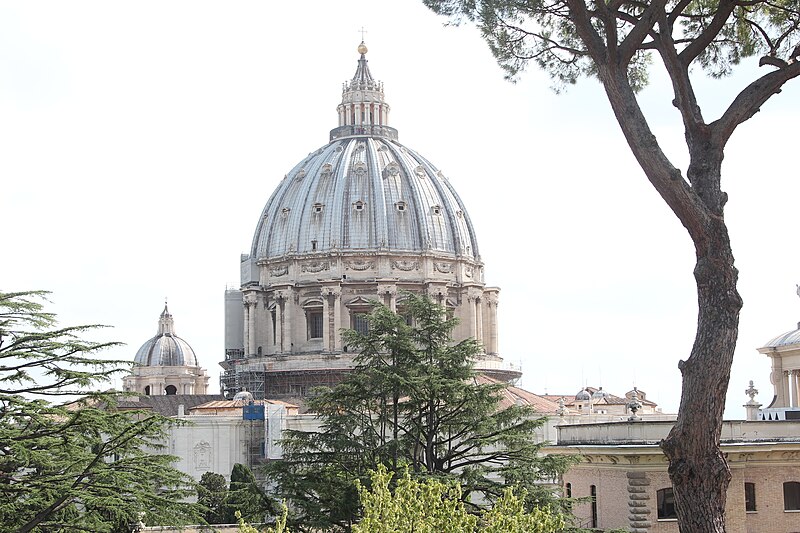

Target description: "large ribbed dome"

left=134, top=304, right=198, bottom=367
left=250, top=138, right=479, bottom=260
left=249, top=43, right=479, bottom=262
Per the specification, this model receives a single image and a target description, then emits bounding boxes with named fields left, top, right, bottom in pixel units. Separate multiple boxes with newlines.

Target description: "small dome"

left=762, top=323, right=800, bottom=349
left=233, top=390, right=254, bottom=402
left=592, top=387, right=609, bottom=400
left=134, top=304, right=199, bottom=367
left=575, top=389, right=591, bottom=401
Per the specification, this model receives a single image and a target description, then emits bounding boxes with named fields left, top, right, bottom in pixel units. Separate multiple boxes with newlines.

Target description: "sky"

left=2, top=1, right=799, bottom=418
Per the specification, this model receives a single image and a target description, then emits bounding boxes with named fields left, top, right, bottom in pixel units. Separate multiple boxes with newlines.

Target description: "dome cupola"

left=134, top=303, right=199, bottom=367
left=223, top=43, right=511, bottom=400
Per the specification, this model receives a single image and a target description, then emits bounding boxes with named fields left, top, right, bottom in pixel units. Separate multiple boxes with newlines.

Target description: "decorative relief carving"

left=321, top=287, right=342, bottom=298
left=293, top=169, right=306, bottom=182
left=427, top=286, right=448, bottom=298
left=193, top=441, right=212, bottom=471
left=467, top=288, right=483, bottom=303
left=434, top=262, right=453, bottom=274
left=346, top=260, right=374, bottom=271
left=463, top=266, right=473, bottom=278
left=377, top=285, right=397, bottom=297
left=414, top=165, right=427, bottom=179
left=353, top=161, right=368, bottom=177
left=320, top=163, right=333, bottom=180
left=391, top=260, right=419, bottom=271
left=270, top=265, right=288, bottom=277
left=383, top=161, right=401, bottom=179
left=301, top=261, right=330, bottom=273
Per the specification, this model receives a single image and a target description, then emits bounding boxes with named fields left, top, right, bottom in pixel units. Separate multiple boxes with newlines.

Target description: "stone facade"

left=555, top=420, right=800, bottom=532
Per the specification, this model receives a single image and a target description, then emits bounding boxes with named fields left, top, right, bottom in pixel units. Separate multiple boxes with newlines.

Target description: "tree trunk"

left=661, top=159, right=742, bottom=533
left=599, top=67, right=742, bottom=532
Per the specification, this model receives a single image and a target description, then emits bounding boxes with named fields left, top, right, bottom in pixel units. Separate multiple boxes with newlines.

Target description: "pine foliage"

left=0, top=290, right=199, bottom=532
left=266, top=294, right=573, bottom=531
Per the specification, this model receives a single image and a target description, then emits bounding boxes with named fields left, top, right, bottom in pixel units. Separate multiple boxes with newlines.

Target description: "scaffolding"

left=221, top=363, right=349, bottom=401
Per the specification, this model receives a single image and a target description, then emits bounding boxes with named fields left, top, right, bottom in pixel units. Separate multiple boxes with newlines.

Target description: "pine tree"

left=0, top=290, right=199, bottom=532
left=267, top=294, right=572, bottom=531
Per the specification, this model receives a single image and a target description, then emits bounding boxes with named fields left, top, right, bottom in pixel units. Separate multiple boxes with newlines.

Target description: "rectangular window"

left=784, top=482, right=800, bottom=511
left=308, top=311, right=323, bottom=339
left=352, top=313, right=369, bottom=335
left=657, top=488, right=678, bottom=520
left=745, top=482, right=756, bottom=512
left=590, top=485, right=597, bottom=528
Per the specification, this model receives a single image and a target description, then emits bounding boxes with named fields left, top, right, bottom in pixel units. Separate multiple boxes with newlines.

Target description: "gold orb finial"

left=358, top=42, right=368, bottom=55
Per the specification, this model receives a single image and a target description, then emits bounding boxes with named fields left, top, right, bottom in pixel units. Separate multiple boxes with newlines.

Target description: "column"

left=322, top=291, right=331, bottom=353
left=476, top=296, right=484, bottom=346
left=283, top=288, right=294, bottom=354
left=248, top=299, right=257, bottom=356
left=487, top=294, right=499, bottom=355
left=794, top=370, right=800, bottom=408
left=785, top=370, right=793, bottom=408
left=332, top=289, right=343, bottom=352
left=467, top=293, right=478, bottom=340
left=243, top=301, right=250, bottom=355
left=274, top=292, right=284, bottom=353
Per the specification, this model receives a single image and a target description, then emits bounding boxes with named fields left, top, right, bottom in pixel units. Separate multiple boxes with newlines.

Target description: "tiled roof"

left=116, top=394, right=225, bottom=416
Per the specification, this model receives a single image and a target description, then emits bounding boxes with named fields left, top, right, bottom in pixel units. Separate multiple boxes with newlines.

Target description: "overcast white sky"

left=2, top=1, right=799, bottom=417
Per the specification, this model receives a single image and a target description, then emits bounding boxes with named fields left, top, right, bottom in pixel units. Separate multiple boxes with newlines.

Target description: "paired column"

left=243, top=293, right=258, bottom=356
left=485, top=291, right=499, bottom=355
left=321, top=285, right=343, bottom=353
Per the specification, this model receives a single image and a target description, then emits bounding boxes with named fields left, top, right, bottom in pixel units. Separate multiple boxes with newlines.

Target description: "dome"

left=248, top=44, right=479, bottom=263
left=134, top=304, right=199, bottom=367
left=233, top=390, right=254, bottom=402
left=592, top=387, right=609, bottom=400
left=575, top=389, right=591, bottom=401
left=762, top=323, right=800, bottom=348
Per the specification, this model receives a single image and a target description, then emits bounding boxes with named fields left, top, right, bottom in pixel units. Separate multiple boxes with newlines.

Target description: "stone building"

left=554, top=312, right=800, bottom=533
left=123, top=303, right=210, bottom=396
left=221, top=42, right=518, bottom=399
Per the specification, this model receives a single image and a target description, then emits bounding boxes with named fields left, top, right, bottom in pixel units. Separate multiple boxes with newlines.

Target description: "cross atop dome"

left=330, top=42, right=398, bottom=141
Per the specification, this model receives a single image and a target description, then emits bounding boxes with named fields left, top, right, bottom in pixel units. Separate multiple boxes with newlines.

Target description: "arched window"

left=784, top=481, right=800, bottom=511
left=657, top=488, right=677, bottom=519
left=144, top=385, right=151, bottom=396
left=745, top=482, right=756, bottom=512
left=565, top=482, right=572, bottom=498
left=164, top=385, right=177, bottom=395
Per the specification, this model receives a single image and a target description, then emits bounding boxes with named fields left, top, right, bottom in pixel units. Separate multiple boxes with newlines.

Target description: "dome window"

left=353, top=200, right=366, bottom=212
left=415, top=166, right=427, bottom=179
left=396, top=201, right=407, bottom=212
left=312, top=203, right=324, bottom=214
left=431, top=205, right=442, bottom=216
left=311, top=240, right=318, bottom=251
left=281, top=208, right=291, bottom=218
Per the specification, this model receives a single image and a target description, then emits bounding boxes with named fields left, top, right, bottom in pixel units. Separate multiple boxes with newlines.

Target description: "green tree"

left=198, top=471, right=229, bottom=524
left=423, top=1, right=800, bottom=531
left=267, top=294, right=572, bottom=531
left=0, top=290, right=199, bottom=532
left=353, top=465, right=564, bottom=533
left=226, top=463, right=273, bottom=525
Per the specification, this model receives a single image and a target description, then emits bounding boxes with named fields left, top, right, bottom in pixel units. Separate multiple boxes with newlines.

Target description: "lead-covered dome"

left=249, top=43, right=479, bottom=262
left=134, top=304, right=198, bottom=367
left=762, top=323, right=800, bottom=348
